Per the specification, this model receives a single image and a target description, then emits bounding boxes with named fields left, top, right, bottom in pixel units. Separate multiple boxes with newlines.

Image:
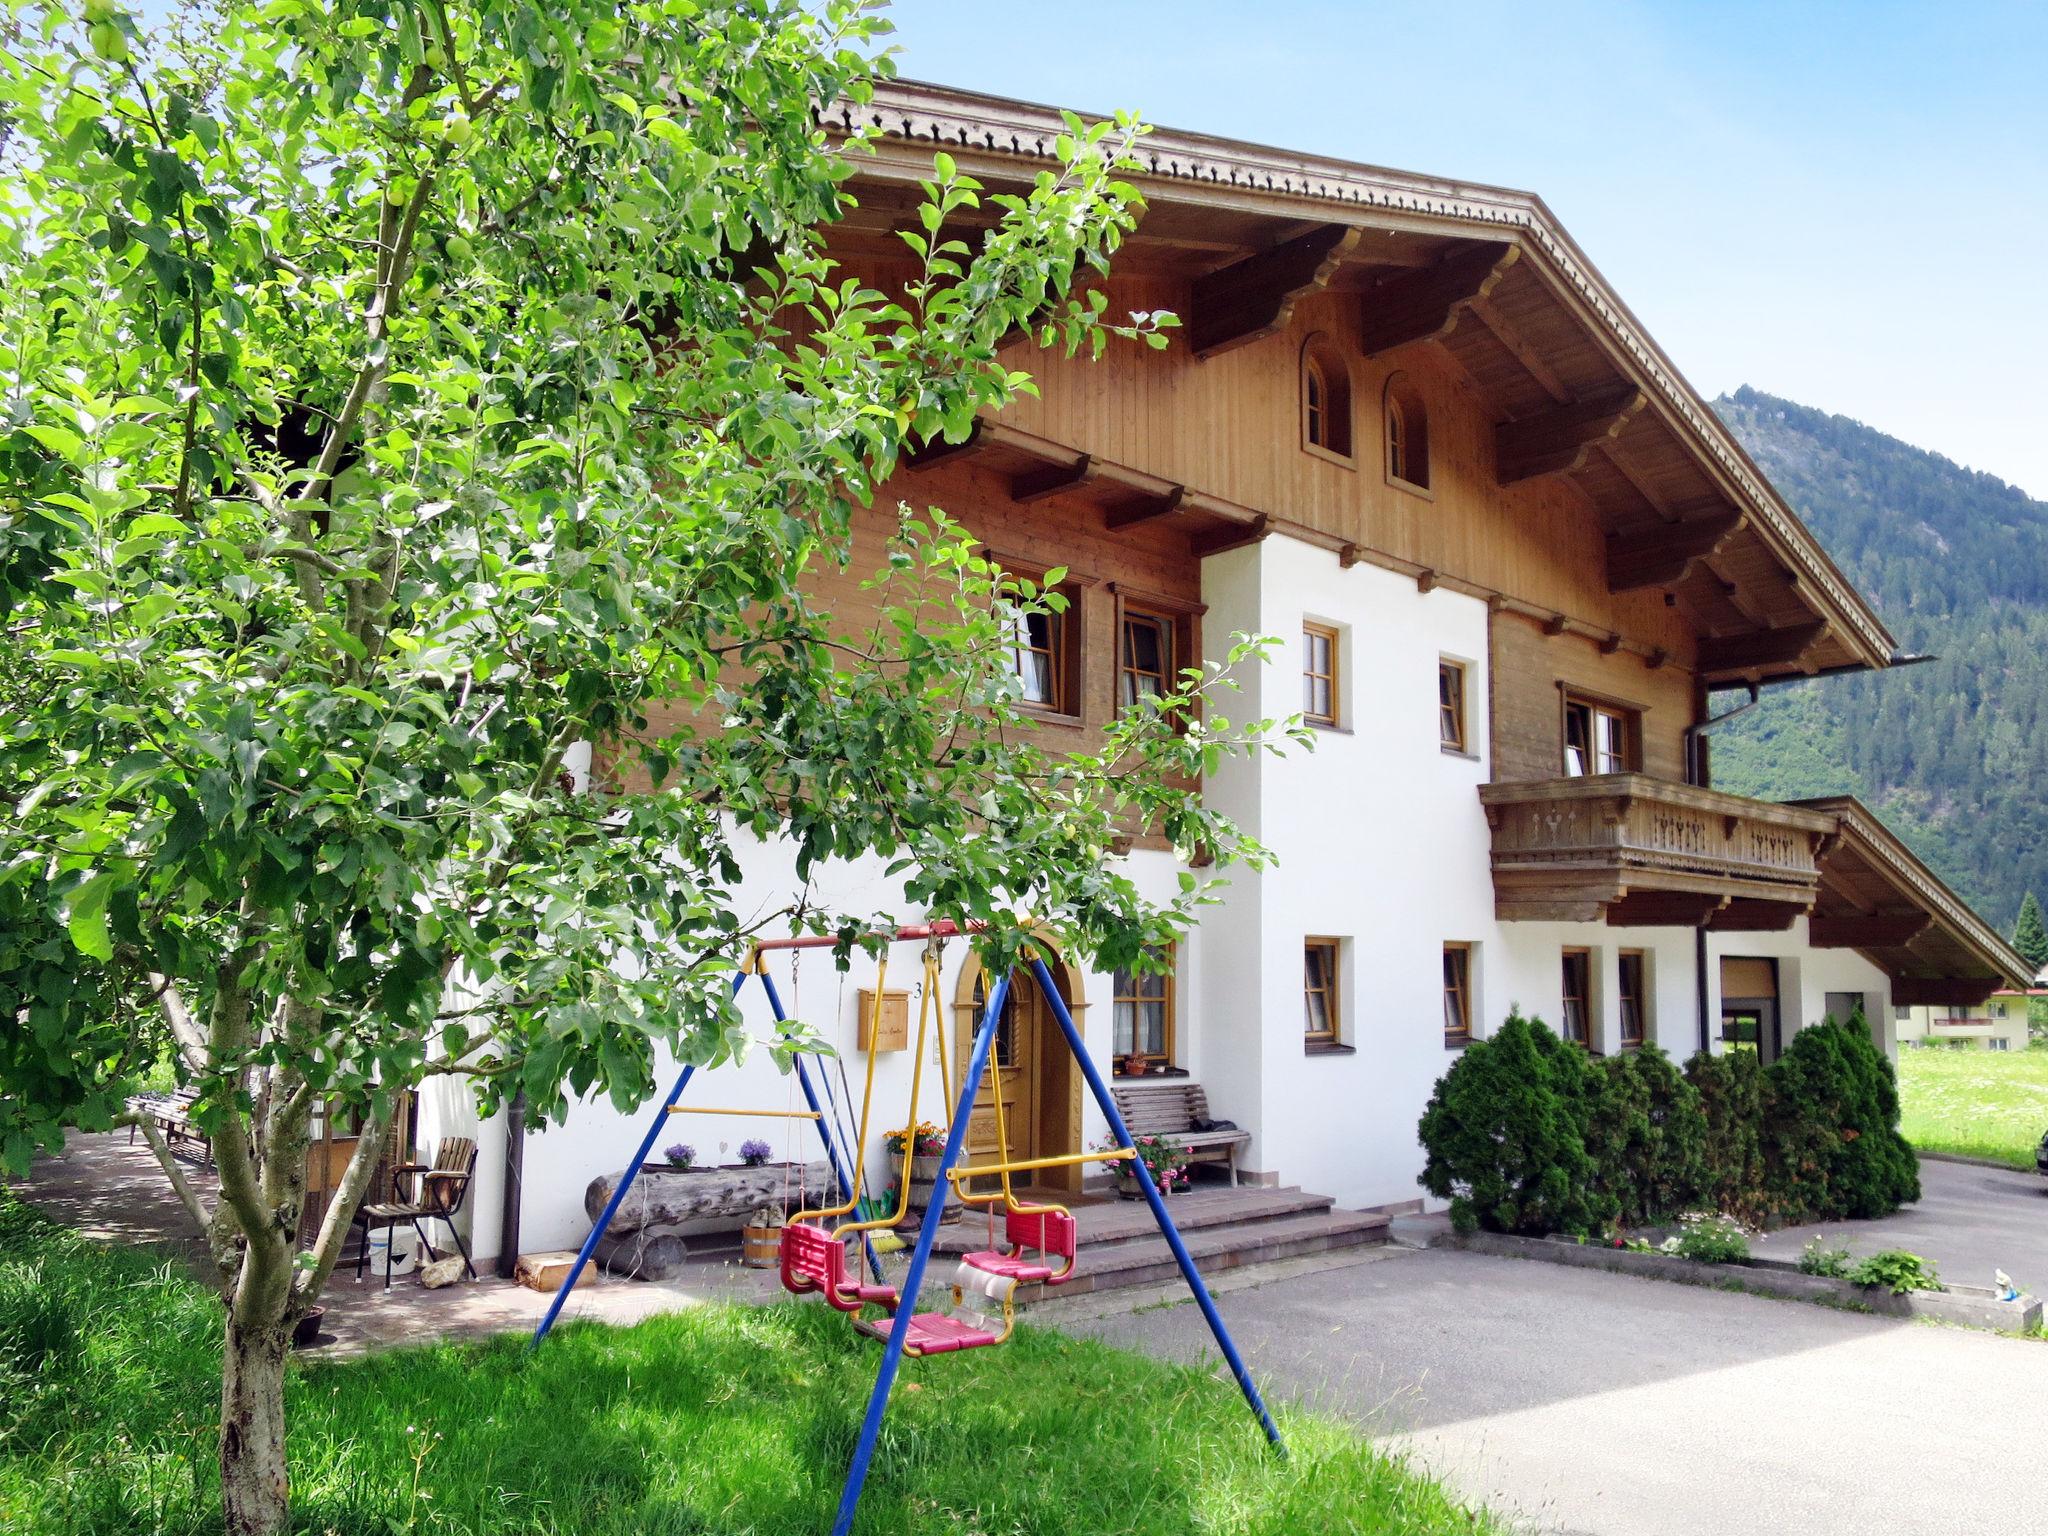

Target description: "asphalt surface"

left=1751, top=1155, right=2048, bottom=1291
left=1073, top=1243, right=2048, bottom=1536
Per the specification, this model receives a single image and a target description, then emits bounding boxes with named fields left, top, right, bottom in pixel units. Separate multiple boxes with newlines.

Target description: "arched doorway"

left=953, top=947, right=1087, bottom=1194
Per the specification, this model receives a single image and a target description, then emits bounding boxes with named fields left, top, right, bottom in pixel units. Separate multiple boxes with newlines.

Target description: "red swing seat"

left=779, top=1221, right=899, bottom=1313
left=962, top=1207, right=1078, bottom=1286
left=854, top=1310, right=1000, bottom=1354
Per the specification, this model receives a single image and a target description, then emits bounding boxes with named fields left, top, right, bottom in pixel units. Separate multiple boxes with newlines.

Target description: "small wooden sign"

left=857, top=988, right=910, bottom=1053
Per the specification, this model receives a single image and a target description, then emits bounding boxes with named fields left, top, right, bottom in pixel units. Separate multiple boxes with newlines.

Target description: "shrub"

left=1798, top=1239, right=1852, bottom=1278
left=1847, top=1249, right=1941, bottom=1295
left=1591, top=1047, right=1708, bottom=1226
left=1417, top=1012, right=1614, bottom=1236
left=1664, top=1214, right=1750, bottom=1265
left=0, top=1258, right=77, bottom=1376
left=1768, top=1015, right=1919, bottom=1220
left=1684, top=1050, right=1771, bottom=1222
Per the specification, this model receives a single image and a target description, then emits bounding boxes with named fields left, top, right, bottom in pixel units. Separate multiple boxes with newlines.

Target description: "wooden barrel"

left=741, top=1224, right=781, bottom=1269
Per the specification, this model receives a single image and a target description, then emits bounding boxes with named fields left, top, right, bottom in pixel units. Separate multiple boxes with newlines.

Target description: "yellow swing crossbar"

left=948, top=1147, right=1133, bottom=1186
left=665, top=1106, right=822, bottom=1119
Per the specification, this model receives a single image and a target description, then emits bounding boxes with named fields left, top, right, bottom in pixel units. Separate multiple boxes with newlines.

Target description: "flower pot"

left=906, top=1153, right=960, bottom=1223
left=290, top=1307, right=327, bottom=1349
left=741, top=1223, right=782, bottom=1269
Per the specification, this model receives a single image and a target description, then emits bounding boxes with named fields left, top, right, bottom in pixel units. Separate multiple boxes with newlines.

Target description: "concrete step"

left=929, top=1185, right=1340, bottom=1255
left=920, top=1206, right=1391, bottom=1304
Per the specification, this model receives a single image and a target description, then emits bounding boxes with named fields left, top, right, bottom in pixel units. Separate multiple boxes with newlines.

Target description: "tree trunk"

left=220, top=1311, right=291, bottom=1536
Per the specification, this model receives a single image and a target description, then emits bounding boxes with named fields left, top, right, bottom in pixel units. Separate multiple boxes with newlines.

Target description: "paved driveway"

left=1074, top=1243, right=2048, bottom=1536
left=1751, top=1155, right=2048, bottom=1289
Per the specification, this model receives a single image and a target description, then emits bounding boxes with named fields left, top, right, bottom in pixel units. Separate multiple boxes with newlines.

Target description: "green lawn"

left=0, top=1190, right=1498, bottom=1536
left=1897, top=1044, right=2048, bottom=1170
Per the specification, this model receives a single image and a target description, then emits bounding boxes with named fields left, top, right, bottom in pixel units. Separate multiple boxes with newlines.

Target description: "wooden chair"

left=352, top=1136, right=478, bottom=1288
left=1109, top=1081, right=1250, bottom=1186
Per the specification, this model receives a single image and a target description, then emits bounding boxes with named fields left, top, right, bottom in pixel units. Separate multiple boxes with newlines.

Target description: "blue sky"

left=880, top=1, right=2048, bottom=497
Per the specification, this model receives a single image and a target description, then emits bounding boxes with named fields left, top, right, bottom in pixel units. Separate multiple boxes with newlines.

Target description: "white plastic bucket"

left=365, top=1227, right=418, bottom=1276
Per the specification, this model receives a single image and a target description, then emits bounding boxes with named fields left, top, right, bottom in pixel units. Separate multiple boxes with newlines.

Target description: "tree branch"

left=295, top=1097, right=394, bottom=1303
left=118, top=1111, right=214, bottom=1237
left=147, top=971, right=207, bottom=1073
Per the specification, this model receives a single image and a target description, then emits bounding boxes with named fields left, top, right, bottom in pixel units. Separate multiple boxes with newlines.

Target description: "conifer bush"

left=1592, top=1047, right=1709, bottom=1226
left=1768, top=1013, right=1919, bottom=1218
left=1684, top=1049, right=1772, bottom=1223
left=1416, top=1013, right=1613, bottom=1236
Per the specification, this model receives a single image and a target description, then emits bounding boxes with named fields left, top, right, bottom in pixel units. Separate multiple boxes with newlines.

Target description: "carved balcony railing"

left=1476, top=774, right=1838, bottom=925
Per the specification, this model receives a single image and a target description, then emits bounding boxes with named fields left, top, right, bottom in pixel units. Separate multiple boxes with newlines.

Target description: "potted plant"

left=739, top=1138, right=773, bottom=1169
left=663, top=1142, right=696, bottom=1170
left=1120, top=1053, right=1153, bottom=1078
left=1097, top=1134, right=1190, bottom=1199
left=740, top=1204, right=784, bottom=1269
left=884, top=1121, right=956, bottom=1223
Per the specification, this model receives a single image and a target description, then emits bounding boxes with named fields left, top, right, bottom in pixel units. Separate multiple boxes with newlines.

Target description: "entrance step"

left=922, top=1183, right=1390, bottom=1304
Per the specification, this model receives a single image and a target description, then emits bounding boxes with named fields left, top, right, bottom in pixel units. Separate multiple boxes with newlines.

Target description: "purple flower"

left=664, top=1143, right=695, bottom=1168
left=739, top=1138, right=772, bottom=1167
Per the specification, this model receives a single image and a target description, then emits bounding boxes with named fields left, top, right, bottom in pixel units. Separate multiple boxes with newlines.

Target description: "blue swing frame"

left=533, top=941, right=1285, bottom=1536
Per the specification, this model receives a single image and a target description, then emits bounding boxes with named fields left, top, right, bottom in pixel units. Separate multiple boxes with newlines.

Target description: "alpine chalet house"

left=418, top=82, right=2028, bottom=1272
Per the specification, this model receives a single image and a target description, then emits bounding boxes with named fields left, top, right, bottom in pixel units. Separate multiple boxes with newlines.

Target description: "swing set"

left=531, top=920, right=1283, bottom=1536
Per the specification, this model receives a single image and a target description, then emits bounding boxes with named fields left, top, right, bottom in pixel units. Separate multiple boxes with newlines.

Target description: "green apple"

left=88, top=19, right=128, bottom=61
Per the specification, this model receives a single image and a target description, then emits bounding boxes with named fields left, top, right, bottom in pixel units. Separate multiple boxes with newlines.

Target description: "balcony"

left=1476, top=774, right=1837, bottom=926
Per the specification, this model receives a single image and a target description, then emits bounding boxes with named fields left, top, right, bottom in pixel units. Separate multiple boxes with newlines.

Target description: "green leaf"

left=63, top=872, right=118, bottom=962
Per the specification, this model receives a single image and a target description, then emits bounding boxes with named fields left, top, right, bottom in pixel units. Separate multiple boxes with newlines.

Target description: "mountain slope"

left=1709, top=386, right=2048, bottom=932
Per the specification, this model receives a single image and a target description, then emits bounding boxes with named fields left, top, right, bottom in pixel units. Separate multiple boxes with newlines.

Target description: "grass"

left=1896, top=1044, right=2048, bottom=1170
left=0, top=1190, right=1499, bottom=1536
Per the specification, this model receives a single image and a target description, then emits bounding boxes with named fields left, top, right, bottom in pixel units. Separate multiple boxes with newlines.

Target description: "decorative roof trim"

left=823, top=80, right=1896, bottom=667
left=1797, top=795, right=2031, bottom=987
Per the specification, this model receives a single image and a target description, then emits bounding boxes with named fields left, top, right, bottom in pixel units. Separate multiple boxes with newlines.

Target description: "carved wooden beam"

left=1809, top=912, right=1934, bottom=949
left=1707, top=898, right=1807, bottom=932
left=1606, top=509, right=1746, bottom=593
left=1465, top=295, right=1571, bottom=403
left=1891, top=976, right=2000, bottom=1008
left=1103, top=485, right=1186, bottom=531
left=1696, top=620, right=1828, bottom=676
left=1191, top=225, right=1362, bottom=360
left=1008, top=453, right=1095, bottom=505
left=902, top=421, right=984, bottom=473
left=1604, top=891, right=1728, bottom=928
left=1190, top=515, right=1270, bottom=560
left=1496, top=387, right=1650, bottom=485
left=1361, top=243, right=1522, bottom=358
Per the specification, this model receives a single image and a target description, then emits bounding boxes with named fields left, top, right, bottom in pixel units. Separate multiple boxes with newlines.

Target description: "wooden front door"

left=961, top=969, right=1040, bottom=1185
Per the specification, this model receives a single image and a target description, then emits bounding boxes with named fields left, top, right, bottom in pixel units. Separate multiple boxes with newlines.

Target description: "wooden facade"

left=688, top=80, right=2025, bottom=999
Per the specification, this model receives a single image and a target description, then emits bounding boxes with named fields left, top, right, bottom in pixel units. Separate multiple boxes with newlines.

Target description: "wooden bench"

left=125, top=1088, right=213, bottom=1167
left=1110, top=1080, right=1248, bottom=1187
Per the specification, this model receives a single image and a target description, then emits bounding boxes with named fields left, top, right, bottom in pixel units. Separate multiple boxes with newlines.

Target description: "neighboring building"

left=418, top=81, right=2030, bottom=1264
left=1897, top=984, right=2043, bottom=1051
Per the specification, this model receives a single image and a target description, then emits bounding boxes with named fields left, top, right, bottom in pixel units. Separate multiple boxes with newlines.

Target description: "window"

left=1002, top=569, right=1079, bottom=716
left=1563, top=693, right=1637, bottom=776
left=1113, top=949, right=1175, bottom=1070
left=1990, top=1037, right=2011, bottom=1052
left=1439, top=659, right=1468, bottom=753
left=1119, top=609, right=1173, bottom=709
left=1561, top=948, right=1592, bottom=1050
left=1443, top=943, right=1473, bottom=1047
left=1304, top=939, right=1341, bottom=1045
left=1618, top=951, right=1647, bottom=1048
left=1303, top=623, right=1339, bottom=727
left=1385, top=373, right=1430, bottom=491
left=1302, top=338, right=1353, bottom=458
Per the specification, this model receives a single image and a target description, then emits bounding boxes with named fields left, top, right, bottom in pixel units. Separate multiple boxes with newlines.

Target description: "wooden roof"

left=825, top=80, right=1901, bottom=687
left=1795, top=796, right=2032, bottom=1004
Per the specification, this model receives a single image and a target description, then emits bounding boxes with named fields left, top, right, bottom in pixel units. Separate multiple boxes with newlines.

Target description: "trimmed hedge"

left=1418, top=1010, right=1917, bottom=1235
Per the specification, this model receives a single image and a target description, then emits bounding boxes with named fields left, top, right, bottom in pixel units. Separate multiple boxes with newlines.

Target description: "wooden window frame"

left=1304, top=622, right=1340, bottom=728
left=1439, top=658, right=1468, bottom=754
left=1109, top=584, right=1204, bottom=724
left=1561, top=947, right=1593, bottom=1051
left=1384, top=373, right=1432, bottom=496
left=997, top=561, right=1083, bottom=721
left=1304, top=937, right=1342, bottom=1046
left=1301, top=337, right=1354, bottom=463
left=1560, top=688, right=1641, bottom=777
left=1119, top=607, right=1174, bottom=710
left=1618, top=949, right=1647, bottom=1049
left=1112, top=947, right=1176, bottom=1072
left=1443, top=942, right=1473, bottom=1048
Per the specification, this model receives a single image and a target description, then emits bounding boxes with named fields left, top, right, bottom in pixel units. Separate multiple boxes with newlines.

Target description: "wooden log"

left=595, top=1227, right=692, bottom=1281
left=584, top=1161, right=836, bottom=1233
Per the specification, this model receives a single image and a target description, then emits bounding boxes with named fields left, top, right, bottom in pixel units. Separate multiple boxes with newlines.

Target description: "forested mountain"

left=1709, top=387, right=2048, bottom=934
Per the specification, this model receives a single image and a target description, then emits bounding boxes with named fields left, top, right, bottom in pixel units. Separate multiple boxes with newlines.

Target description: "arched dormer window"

left=1385, top=372, right=1431, bottom=492
left=1300, top=336, right=1352, bottom=460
